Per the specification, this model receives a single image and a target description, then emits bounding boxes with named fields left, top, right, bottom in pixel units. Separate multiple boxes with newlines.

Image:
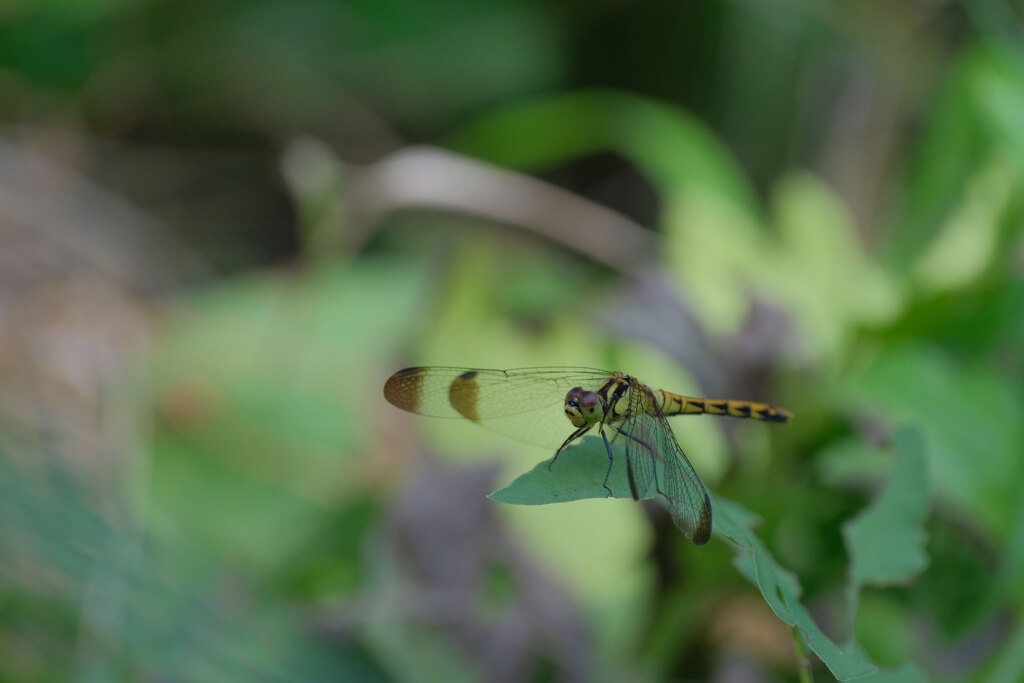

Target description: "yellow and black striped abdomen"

left=657, top=390, right=792, bottom=423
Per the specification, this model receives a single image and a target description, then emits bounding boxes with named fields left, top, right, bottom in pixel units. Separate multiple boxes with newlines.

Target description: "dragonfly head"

left=564, top=387, right=604, bottom=428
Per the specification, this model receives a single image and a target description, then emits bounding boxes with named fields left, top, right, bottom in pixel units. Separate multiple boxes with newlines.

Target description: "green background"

left=1, top=0, right=1022, bottom=680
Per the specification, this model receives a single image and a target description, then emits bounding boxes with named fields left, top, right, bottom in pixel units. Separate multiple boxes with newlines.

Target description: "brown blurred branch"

left=347, top=145, right=659, bottom=272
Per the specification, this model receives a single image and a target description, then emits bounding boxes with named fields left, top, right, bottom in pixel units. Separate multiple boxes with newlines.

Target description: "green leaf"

left=890, top=42, right=1024, bottom=268
left=843, top=428, right=930, bottom=594
left=857, top=663, right=930, bottom=683
left=717, top=499, right=878, bottom=681
left=488, top=436, right=637, bottom=504
left=447, top=90, right=760, bottom=213
left=838, top=429, right=931, bottom=678
left=816, top=437, right=892, bottom=488
left=490, top=442, right=877, bottom=680
left=663, top=170, right=901, bottom=353
left=846, top=343, right=1023, bottom=539
left=835, top=430, right=930, bottom=676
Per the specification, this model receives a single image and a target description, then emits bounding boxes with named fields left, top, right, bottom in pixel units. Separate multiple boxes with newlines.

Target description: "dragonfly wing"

left=384, top=366, right=614, bottom=451
left=614, top=384, right=659, bottom=501
left=618, top=384, right=713, bottom=545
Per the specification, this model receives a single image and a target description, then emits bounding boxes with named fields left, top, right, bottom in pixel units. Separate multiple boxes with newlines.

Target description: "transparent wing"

left=617, top=382, right=713, bottom=545
left=383, top=366, right=615, bottom=451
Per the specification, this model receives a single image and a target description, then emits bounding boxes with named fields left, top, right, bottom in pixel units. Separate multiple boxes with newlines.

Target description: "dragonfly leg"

left=598, top=425, right=615, bottom=497
left=610, top=424, right=653, bottom=451
left=610, top=425, right=661, bottom=499
left=548, top=424, right=592, bottom=471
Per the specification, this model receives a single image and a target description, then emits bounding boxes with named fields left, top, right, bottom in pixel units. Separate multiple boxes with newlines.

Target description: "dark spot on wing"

left=450, top=372, right=481, bottom=422
left=384, top=369, right=425, bottom=412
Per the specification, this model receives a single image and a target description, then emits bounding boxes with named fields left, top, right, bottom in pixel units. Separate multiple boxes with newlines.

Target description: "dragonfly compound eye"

left=564, top=387, right=603, bottom=427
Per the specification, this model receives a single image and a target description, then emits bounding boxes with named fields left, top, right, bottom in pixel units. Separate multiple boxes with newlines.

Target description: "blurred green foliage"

left=2, top=0, right=1024, bottom=682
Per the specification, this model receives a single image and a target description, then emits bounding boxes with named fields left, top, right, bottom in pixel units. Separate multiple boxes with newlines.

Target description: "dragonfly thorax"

left=564, top=386, right=605, bottom=428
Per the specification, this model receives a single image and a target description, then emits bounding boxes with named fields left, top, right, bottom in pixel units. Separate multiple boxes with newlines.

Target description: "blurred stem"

left=792, top=627, right=813, bottom=683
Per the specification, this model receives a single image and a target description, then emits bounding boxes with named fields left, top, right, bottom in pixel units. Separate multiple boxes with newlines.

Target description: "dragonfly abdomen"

left=657, top=391, right=792, bottom=422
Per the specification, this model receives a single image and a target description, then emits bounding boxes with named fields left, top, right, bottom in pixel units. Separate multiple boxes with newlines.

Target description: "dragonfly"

left=383, top=367, right=792, bottom=545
